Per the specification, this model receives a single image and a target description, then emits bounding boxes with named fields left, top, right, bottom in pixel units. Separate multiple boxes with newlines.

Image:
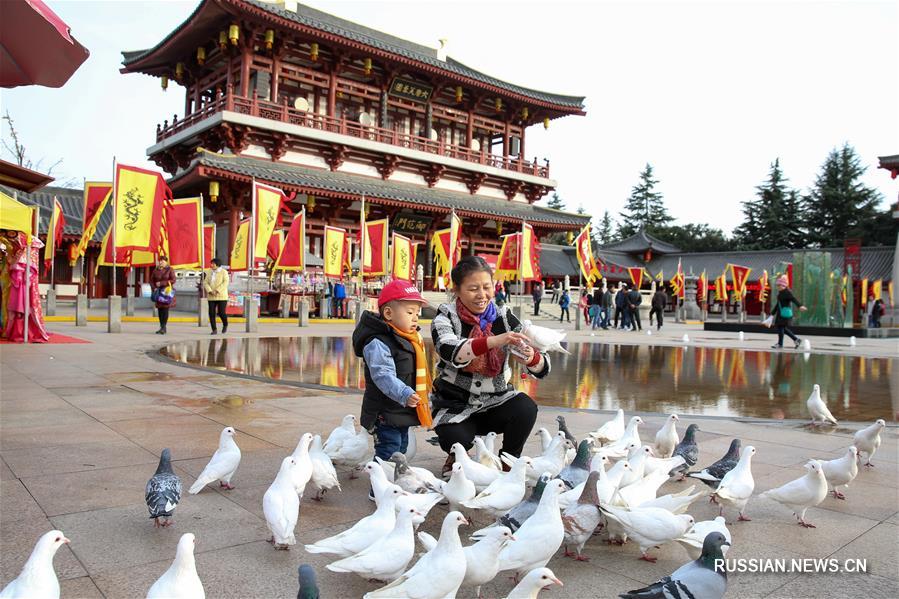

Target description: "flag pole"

left=22, top=194, right=35, bottom=344
left=111, top=157, right=118, bottom=297
left=519, top=219, right=525, bottom=307
left=50, top=195, right=57, bottom=293
left=249, top=178, right=256, bottom=313
left=80, top=178, right=86, bottom=295
left=359, top=193, right=366, bottom=303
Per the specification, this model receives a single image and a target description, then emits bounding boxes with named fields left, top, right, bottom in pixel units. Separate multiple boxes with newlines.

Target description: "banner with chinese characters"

left=391, top=233, right=414, bottom=281
left=229, top=219, right=250, bottom=272
left=113, top=163, right=171, bottom=253
left=324, top=225, right=347, bottom=279
left=253, top=182, right=286, bottom=260
left=388, top=76, right=434, bottom=103
left=574, top=224, right=600, bottom=283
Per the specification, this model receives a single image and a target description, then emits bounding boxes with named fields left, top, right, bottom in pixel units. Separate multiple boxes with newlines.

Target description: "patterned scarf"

left=455, top=298, right=505, bottom=378
left=387, top=324, right=433, bottom=428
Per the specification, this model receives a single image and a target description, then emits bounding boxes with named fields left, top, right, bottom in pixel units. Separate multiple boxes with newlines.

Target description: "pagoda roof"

left=601, top=229, right=682, bottom=255
left=540, top=243, right=638, bottom=279
left=173, top=152, right=590, bottom=229
left=878, top=154, right=899, bottom=178
left=121, top=0, right=585, bottom=114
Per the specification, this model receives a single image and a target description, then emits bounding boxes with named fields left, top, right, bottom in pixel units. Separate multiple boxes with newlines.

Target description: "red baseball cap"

left=378, top=279, right=429, bottom=308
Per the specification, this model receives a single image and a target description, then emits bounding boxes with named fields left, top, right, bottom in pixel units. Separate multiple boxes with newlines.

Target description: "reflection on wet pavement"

left=159, top=337, right=897, bottom=422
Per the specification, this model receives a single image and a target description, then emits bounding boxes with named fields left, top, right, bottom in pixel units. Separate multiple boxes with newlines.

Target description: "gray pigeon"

left=619, top=532, right=729, bottom=599
left=297, top=564, right=319, bottom=599
left=557, top=439, right=593, bottom=489
left=669, top=424, right=700, bottom=480
left=688, top=439, right=741, bottom=489
left=495, top=473, right=551, bottom=533
left=146, top=448, right=182, bottom=527
left=556, top=415, right=577, bottom=445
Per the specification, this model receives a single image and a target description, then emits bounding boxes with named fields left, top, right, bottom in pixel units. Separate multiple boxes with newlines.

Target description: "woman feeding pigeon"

left=430, top=256, right=551, bottom=476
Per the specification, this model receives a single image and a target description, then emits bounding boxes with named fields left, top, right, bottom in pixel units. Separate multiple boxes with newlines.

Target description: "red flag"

left=273, top=212, right=306, bottom=272
left=165, top=197, right=203, bottom=270
left=361, top=218, right=389, bottom=276
left=203, top=223, right=216, bottom=268
left=729, top=264, right=752, bottom=298
left=627, top=267, right=645, bottom=288
left=676, top=259, right=685, bottom=299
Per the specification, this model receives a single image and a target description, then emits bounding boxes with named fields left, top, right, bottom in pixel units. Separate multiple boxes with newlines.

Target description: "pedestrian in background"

left=626, top=284, right=642, bottom=331
left=559, top=288, right=571, bottom=322
left=333, top=281, right=347, bottom=318
left=531, top=281, right=543, bottom=316
left=649, top=286, right=667, bottom=331
left=151, top=256, right=176, bottom=335
left=204, top=257, right=229, bottom=334
left=770, top=275, right=806, bottom=349
left=615, top=285, right=628, bottom=329
left=600, top=286, right=612, bottom=329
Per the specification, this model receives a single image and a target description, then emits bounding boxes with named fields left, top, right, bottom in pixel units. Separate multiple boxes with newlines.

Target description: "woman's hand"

left=799, top=306, right=808, bottom=312
left=406, top=393, right=421, bottom=407
left=510, top=343, right=536, bottom=365
left=487, top=331, right=529, bottom=350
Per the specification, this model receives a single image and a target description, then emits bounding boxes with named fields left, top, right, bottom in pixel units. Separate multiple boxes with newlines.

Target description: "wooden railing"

left=156, top=88, right=550, bottom=178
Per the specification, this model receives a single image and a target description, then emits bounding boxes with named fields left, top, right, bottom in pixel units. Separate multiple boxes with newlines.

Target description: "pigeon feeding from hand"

left=0, top=530, right=70, bottom=599
left=146, top=448, right=182, bottom=528
left=520, top=320, right=569, bottom=354
left=188, top=426, right=241, bottom=494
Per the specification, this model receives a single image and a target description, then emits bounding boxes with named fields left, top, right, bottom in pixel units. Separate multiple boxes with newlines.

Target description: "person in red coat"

left=150, top=256, right=176, bottom=334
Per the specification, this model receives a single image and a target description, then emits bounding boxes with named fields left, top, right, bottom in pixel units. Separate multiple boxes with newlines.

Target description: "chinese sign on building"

left=388, top=77, right=434, bottom=103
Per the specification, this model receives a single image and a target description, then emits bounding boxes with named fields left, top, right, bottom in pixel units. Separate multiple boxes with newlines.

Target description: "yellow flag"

left=391, top=233, right=413, bottom=281
left=872, top=279, right=882, bottom=301
left=323, top=226, right=346, bottom=278
left=230, top=220, right=250, bottom=271
left=253, top=183, right=285, bottom=259
left=113, top=164, right=170, bottom=252
left=861, top=278, right=868, bottom=307
left=0, top=191, right=35, bottom=236
left=520, top=223, right=540, bottom=281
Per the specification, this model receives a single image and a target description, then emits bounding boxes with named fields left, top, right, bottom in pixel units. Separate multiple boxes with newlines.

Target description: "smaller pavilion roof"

left=878, top=154, right=899, bottom=178
left=601, top=230, right=682, bottom=255
left=176, top=152, right=591, bottom=229
left=0, top=159, right=54, bottom=193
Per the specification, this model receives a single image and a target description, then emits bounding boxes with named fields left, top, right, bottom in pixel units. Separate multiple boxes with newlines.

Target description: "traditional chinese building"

left=120, top=0, right=589, bottom=286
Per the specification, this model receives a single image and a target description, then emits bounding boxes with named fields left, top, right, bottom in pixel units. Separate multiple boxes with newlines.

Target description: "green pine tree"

left=804, top=144, right=883, bottom=247
left=597, top=211, right=615, bottom=245
left=617, top=163, right=672, bottom=238
left=545, top=192, right=565, bottom=211
left=734, top=159, right=802, bottom=249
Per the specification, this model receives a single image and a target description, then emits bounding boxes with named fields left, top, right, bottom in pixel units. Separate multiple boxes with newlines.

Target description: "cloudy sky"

left=3, top=0, right=897, bottom=234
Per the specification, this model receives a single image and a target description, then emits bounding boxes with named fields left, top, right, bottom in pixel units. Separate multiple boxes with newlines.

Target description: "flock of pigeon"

left=1, top=388, right=888, bottom=599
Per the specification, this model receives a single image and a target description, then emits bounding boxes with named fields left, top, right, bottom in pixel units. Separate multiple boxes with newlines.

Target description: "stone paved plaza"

left=1, top=318, right=897, bottom=598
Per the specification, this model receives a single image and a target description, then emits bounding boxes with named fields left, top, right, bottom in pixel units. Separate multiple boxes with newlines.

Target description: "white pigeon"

left=521, top=320, right=569, bottom=354
left=640, top=486, right=704, bottom=514
left=647, top=330, right=652, bottom=336
left=290, top=432, right=315, bottom=496
left=677, top=516, right=732, bottom=560
left=364, top=511, right=469, bottom=599
left=599, top=505, right=695, bottom=562
left=309, top=434, right=341, bottom=500
left=562, top=471, right=602, bottom=561
left=146, top=533, right=205, bottom=599
left=849, top=336, right=857, bottom=346
left=0, top=530, right=70, bottom=599
left=762, top=460, right=828, bottom=528
left=802, top=339, right=811, bottom=351
left=512, top=435, right=567, bottom=484
left=821, top=446, right=859, bottom=500
left=601, top=459, right=632, bottom=499
left=376, top=454, right=443, bottom=492
left=420, top=525, right=514, bottom=598
left=326, top=497, right=421, bottom=581
left=806, top=384, right=837, bottom=425
left=503, top=567, right=563, bottom=599
left=853, top=419, right=885, bottom=467
left=453, top=443, right=502, bottom=490
left=324, top=416, right=371, bottom=477
left=559, top=453, right=610, bottom=510
left=682, top=333, right=690, bottom=344
left=534, top=428, right=553, bottom=453
left=463, top=457, right=530, bottom=516
left=323, top=414, right=357, bottom=451
left=644, top=453, right=686, bottom=478
left=619, top=445, right=653, bottom=488
left=602, top=416, right=643, bottom=458
left=188, top=426, right=241, bottom=493
left=263, top=457, right=300, bottom=549
left=402, top=492, right=444, bottom=528
left=588, top=409, right=625, bottom=445
left=474, top=436, right=502, bottom=470
left=305, top=484, right=406, bottom=556
left=498, top=479, right=567, bottom=579
left=654, top=414, right=680, bottom=459
left=365, top=461, right=393, bottom=501
left=483, top=431, right=499, bottom=455
left=615, top=469, right=670, bottom=508
left=443, top=462, right=477, bottom=510
left=405, top=428, right=418, bottom=462
left=711, top=445, right=756, bottom=522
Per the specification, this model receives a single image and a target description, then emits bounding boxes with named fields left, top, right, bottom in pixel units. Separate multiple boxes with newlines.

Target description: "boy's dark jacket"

left=352, top=310, right=420, bottom=431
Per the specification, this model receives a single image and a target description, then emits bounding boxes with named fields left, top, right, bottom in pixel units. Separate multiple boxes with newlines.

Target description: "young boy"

left=351, top=279, right=431, bottom=498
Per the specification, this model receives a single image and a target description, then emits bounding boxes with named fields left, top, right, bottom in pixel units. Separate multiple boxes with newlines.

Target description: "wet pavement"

left=1, top=319, right=897, bottom=598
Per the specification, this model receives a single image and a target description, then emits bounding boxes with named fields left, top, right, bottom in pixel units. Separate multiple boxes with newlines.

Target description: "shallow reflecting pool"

left=160, top=337, right=897, bottom=422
